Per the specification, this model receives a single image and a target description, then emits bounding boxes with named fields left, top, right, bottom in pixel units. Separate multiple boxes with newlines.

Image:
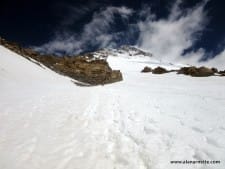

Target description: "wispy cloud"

left=34, top=6, right=133, bottom=55
left=136, top=0, right=225, bottom=69
left=204, top=50, right=225, bottom=69
left=33, top=0, right=225, bottom=69
left=137, top=0, right=208, bottom=63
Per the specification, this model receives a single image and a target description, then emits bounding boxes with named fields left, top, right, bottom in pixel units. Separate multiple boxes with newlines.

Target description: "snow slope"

left=0, top=45, right=225, bottom=169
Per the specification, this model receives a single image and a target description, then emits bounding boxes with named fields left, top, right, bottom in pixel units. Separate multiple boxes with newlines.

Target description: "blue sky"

left=1, top=0, right=225, bottom=66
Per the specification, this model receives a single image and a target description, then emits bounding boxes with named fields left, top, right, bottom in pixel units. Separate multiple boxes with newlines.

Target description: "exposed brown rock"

left=152, top=66, right=168, bottom=74
left=53, top=57, right=122, bottom=85
left=0, top=37, right=123, bottom=85
left=198, top=67, right=215, bottom=76
left=141, top=66, right=152, bottom=73
left=178, top=66, right=197, bottom=75
left=178, top=66, right=214, bottom=77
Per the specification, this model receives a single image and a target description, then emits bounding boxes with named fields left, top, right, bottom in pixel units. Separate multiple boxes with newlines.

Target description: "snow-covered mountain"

left=0, top=44, right=225, bottom=169
left=91, top=45, right=153, bottom=59
left=92, top=46, right=189, bottom=71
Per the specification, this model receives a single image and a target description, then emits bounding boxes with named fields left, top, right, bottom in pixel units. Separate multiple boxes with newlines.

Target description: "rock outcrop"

left=141, top=66, right=152, bottom=73
left=177, top=66, right=214, bottom=77
left=219, top=70, right=225, bottom=76
left=211, top=67, right=218, bottom=73
left=152, top=66, right=168, bottom=74
left=140, top=65, right=223, bottom=77
left=53, top=57, right=122, bottom=84
left=0, top=37, right=123, bottom=85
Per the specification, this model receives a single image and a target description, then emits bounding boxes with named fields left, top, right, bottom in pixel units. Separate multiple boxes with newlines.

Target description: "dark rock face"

left=219, top=70, right=225, bottom=76
left=178, top=66, right=214, bottom=77
left=0, top=37, right=123, bottom=85
left=211, top=67, right=218, bottom=73
left=141, top=66, right=152, bottom=73
left=152, top=67, right=168, bottom=74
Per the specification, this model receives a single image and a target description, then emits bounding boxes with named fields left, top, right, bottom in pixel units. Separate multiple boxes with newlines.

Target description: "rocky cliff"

left=0, top=37, right=123, bottom=85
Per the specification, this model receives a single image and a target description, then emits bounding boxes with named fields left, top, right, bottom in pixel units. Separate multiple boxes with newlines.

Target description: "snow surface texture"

left=0, top=45, right=225, bottom=169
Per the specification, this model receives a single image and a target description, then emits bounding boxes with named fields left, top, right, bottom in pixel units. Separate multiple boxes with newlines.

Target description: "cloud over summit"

left=33, top=0, right=225, bottom=69
left=137, top=0, right=208, bottom=62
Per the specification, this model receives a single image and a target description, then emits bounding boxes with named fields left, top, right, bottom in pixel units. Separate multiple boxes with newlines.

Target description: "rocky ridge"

left=0, top=37, right=123, bottom=85
left=92, top=45, right=153, bottom=58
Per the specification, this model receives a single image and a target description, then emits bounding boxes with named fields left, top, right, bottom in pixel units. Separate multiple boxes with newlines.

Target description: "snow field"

left=1, top=46, right=225, bottom=169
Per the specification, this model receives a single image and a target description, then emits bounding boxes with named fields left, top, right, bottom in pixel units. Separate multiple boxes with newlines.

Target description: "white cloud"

left=80, top=6, right=133, bottom=47
left=137, top=0, right=208, bottom=63
left=33, top=0, right=225, bottom=69
left=34, top=6, right=133, bottom=55
left=205, top=51, right=225, bottom=70
left=136, top=0, right=225, bottom=69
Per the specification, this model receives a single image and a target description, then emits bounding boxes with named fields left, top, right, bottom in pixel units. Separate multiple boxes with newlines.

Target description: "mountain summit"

left=91, top=45, right=153, bottom=59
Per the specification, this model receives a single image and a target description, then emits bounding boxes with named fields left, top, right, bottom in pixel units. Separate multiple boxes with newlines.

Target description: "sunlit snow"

left=0, top=45, right=225, bottom=169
